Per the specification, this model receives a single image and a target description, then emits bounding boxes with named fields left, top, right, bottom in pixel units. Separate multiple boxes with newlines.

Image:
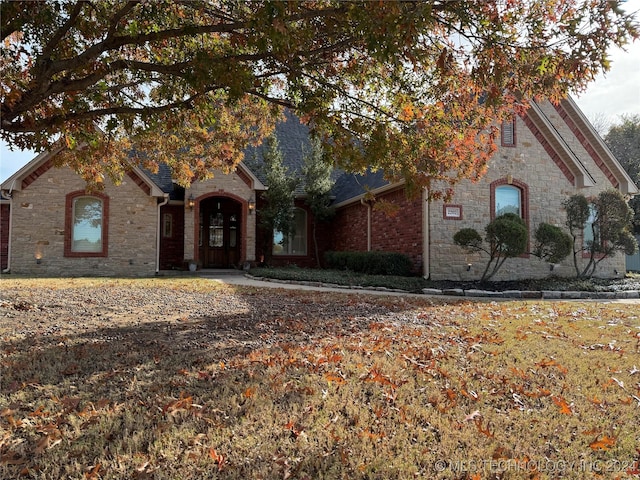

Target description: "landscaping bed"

left=249, top=267, right=640, bottom=295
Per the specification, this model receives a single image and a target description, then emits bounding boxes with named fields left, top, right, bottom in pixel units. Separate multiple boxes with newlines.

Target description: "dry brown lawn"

left=1, top=278, right=639, bottom=479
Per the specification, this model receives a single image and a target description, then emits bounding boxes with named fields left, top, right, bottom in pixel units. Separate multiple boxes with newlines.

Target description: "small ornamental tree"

left=533, top=223, right=573, bottom=265
left=302, top=137, right=335, bottom=267
left=255, top=135, right=299, bottom=265
left=454, top=213, right=528, bottom=281
left=563, top=190, right=638, bottom=278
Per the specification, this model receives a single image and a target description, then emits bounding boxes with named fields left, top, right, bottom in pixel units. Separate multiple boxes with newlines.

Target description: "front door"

left=199, top=198, right=241, bottom=268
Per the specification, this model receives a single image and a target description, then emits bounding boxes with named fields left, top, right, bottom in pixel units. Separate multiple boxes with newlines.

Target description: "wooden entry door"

left=199, top=198, right=241, bottom=268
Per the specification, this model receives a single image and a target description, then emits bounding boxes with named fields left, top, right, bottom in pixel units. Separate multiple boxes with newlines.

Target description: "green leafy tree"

left=302, top=137, right=335, bottom=267
left=255, top=136, right=298, bottom=265
left=454, top=213, right=528, bottom=281
left=563, top=190, right=638, bottom=278
left=604, top=115, right=640, bottom=233
left=1, top=1, right=637, bottom=190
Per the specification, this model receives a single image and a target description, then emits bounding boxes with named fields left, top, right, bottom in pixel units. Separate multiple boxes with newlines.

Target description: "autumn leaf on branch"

left=1, top=1, right=637, bottom=191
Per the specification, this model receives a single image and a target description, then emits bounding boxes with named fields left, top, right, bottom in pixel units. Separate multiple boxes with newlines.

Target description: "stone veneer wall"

left=8, top=166, right=159, bottom=276
left=428, top=100, right=626, bottom=281
left=184, top=170, right=256, bottom=264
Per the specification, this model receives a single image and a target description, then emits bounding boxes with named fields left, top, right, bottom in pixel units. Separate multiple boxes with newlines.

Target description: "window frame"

left=272, top=208, right=308, bottom=256
left=162, top=213, right=173, bottom=238
left=494, top=185, right=522, bottom=217
left=64, top=191, right=109, bottom=257
left=490, top=178, right=529, bottom=257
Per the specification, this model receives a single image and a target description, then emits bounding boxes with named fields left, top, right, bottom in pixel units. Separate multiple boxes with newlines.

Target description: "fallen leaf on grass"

left=85, top=463, right=101, bottom=479
left=0, top=452, right=27, bottom=465
left=552, top=396, right=573, bottom=415
left=324, top=372, right=345, bottom=385
left=208, top=448, right=226, bottom=471
left=474, top=418, right=494, bottom=438
left=243, top=387, right=255, bottom=398
left=589, top=436, right=616, bottom=451
left=62, top=363, right=80, bottom=375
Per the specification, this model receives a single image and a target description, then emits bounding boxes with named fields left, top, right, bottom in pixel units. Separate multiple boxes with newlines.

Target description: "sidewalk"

left=196, top=271, right=640, bottom=303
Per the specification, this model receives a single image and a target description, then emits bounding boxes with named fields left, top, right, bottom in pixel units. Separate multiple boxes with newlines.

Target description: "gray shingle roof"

left=141, top=110, right=388, bottom=205
left=141, top=163, right=185, bottom=201
left=331, top=169, right=390, bottom=205
left=244, top=110, right=313, bottom=196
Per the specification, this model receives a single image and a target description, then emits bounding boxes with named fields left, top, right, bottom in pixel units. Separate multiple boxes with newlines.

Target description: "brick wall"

left=332, top=187, right=424, bottom=273
left=1, top=203, right=9, bottom=270
left=332, top=202, right=368, bottom=252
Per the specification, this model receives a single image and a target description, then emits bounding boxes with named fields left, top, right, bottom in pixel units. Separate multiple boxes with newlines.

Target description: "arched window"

left=490, top=178, right=528, bottom=222
left=490, top=178, right=530, bottom=256
left=65, top=191, right=109, bottom=257
left=273, top=208, right=307, bottom=256
left=495, top=185, right=521, bottom=217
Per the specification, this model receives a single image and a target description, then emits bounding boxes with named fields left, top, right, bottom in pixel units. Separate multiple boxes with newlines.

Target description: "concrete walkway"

left=195, top=270, right=640, bottom=303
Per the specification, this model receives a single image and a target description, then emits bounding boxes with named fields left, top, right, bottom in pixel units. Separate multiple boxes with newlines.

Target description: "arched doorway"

left=198, top=197, right=242, bottom=268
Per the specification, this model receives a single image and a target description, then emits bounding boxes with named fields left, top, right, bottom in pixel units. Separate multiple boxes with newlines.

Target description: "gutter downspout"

left=422, top=187, right=430, bottom=278
left=361, top=198, right=371, bottom=251
left=155, top=194, right=170, bottom=274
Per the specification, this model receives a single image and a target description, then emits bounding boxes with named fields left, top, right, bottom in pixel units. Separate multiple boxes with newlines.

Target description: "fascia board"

left=0, top=147, right=63, bottom=192
left=238, top=161, right=267, bottom=190
left=130, top=165, right=167, bottom=198
left=562, top=96, right=639, bottom=195
left=528, top=101, right=596, bottom=187
left=332, top=180, right=403, bottom=209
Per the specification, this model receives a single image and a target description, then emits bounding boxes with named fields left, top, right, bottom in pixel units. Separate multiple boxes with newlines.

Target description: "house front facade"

left=1, top=96, right=637, bottom=280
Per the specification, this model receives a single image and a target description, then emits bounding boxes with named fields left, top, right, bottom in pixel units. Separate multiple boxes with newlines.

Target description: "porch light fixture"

left=466, top=263, right=472, bottom=271
left=248, top=196, right=256, bottom=214
left=188, top=194, right=195, bottom=210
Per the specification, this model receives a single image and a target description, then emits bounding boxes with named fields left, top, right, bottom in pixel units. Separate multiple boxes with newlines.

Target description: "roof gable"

left=555, top=97, right=638, bottom=194
left=1, top=147, right=166, bottom=198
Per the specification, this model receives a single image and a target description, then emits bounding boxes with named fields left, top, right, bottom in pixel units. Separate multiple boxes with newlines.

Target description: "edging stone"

left=465, top=289, right=503, bottom=298
left=244, top=274, right=639, bottom=300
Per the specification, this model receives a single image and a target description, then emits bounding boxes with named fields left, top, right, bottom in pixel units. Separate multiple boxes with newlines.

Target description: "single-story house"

left=1, top=96, right=637, bottom=280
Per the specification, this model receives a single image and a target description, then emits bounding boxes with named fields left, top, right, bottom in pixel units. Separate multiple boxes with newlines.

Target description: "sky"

left=1, top=1, right=639, bottom=183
